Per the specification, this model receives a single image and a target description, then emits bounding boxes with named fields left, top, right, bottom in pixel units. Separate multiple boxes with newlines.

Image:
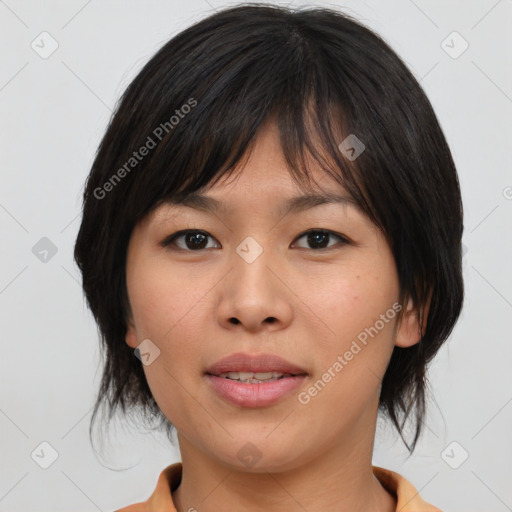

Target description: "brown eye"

left=292, top=229, right=349, bottom=250
left=161, top=230, right=220, bottom=251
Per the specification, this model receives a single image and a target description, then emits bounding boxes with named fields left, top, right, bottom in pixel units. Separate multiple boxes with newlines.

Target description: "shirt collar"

left=139, top=462, right=442, bottom=512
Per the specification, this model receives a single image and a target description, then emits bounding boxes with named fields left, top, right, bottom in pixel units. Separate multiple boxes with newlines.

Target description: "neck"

left=172, top=405, right=396, bottom=512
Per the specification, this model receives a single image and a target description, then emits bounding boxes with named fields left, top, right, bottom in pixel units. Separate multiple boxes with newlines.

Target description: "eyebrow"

left=166, top=191, right=360, bottom=217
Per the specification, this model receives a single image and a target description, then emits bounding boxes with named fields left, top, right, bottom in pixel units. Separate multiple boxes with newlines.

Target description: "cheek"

left=308, top=253, right=399, bottom=345
left=129, top=261, right=210, bottom=428
left=302, top=252, right=399, bottom=401
left=127, top=257, right=211, bottom=382
left=127, top=256, right=209, bottom=342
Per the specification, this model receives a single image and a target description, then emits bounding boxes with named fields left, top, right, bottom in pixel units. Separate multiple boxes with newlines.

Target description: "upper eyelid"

left=292, top=230, right=350, bottom=248
left=161, top=228, right=350, bottom=249
left=160, top=229, right=215, bottom=247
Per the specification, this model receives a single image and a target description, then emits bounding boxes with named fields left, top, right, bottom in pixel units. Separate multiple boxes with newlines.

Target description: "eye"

left=291, top=229, right=350, bottom=250
left=160, top=230, right=220, bottom=251
left=161, top=228, right=350, bottom=252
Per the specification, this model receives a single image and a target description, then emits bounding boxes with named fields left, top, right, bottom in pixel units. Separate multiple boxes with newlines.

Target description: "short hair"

left=74, top=3, right=464, bottom=453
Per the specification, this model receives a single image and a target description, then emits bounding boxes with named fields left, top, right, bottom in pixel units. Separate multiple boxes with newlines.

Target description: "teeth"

left=254, top=372, right=276, bottom=379
left=219, top=371, right=288, bottom=382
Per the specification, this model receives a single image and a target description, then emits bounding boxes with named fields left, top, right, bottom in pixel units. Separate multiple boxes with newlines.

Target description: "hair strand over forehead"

left=74, top=2, right=464, bottom=455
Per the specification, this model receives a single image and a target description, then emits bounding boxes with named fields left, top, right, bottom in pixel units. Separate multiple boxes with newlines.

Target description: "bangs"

left=150, top=101, right=375, bottom=227
left=75, top=4, right=463, bottom=454
left=111, top=11, right=384, bottom=232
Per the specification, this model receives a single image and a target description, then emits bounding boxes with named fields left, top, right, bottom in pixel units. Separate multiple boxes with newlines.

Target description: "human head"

left=74, top=3, right=464, bottom=455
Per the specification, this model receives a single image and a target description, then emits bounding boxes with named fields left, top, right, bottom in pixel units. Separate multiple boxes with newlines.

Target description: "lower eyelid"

left=291, top=231, right=349, bottom=249
left=161, top=230, right=219, bottom=249
left=161, top=229, right=350, bottom=250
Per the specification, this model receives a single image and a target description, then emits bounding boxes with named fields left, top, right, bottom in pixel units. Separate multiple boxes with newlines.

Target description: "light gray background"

left=1, top=0, right=511, bottom=511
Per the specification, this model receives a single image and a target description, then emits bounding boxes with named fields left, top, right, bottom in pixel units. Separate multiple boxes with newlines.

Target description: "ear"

left=395, top=296, right=430, bottom=348
left=125, top=315, right=139, bottom=349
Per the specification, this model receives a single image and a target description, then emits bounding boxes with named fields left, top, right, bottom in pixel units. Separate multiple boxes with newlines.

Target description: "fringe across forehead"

left=116, top=56, right=378, bottom=232
left=74, top=4, right=463, bottom=454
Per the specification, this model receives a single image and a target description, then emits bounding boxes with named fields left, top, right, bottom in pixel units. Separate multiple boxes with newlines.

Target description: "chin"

left=211, top=435, right=308, bottom=474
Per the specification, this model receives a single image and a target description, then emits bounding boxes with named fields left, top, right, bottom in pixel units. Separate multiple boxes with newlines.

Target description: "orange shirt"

left=115, top=462, right=442, bottom=511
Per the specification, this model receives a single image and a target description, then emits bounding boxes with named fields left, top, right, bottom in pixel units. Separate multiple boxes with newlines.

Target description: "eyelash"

left=160, top=229, right=351, bottom=252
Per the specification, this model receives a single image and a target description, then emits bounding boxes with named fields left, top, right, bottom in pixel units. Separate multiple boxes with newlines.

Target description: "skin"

left=125, top=121, right=425, bottom=512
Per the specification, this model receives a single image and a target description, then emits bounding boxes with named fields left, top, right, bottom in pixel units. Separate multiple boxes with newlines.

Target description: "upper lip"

left=206, top=353, right=308, bottom=376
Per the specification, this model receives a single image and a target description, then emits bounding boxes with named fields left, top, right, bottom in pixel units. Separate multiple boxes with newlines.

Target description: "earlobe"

left=395, top=297, right=427, bottom=348
left=125, top=318, right=139, bottom=349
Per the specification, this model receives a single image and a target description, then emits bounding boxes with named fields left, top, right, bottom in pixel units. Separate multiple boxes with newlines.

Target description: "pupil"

left=308, top=231, right=329, bottom=249
left=184, top=231, right=329, bottom=250
left=186, top=232, right=207, bottom=250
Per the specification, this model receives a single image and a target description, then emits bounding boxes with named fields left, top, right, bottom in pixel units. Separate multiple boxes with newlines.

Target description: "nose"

left=216, top=238, right=294, bottom=334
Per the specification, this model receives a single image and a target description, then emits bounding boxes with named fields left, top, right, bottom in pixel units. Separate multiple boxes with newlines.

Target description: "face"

left=125, top=121, right=421, bottom=472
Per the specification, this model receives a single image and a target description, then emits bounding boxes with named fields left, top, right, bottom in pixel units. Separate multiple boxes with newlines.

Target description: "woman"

left=74, top=4, right=464, bottom=511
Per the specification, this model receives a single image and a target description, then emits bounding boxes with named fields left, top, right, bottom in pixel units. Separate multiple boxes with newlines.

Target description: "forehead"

left=194, top=120, right=350, bottom=199
left=146, top=119, right=362, bottom=225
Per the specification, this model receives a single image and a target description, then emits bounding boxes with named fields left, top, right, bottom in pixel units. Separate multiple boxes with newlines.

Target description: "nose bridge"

left=235, top=234, right=267, bottom=266
left=217, top=233, right=293, bottom=331
left=232, top=234, right=276, bottom=301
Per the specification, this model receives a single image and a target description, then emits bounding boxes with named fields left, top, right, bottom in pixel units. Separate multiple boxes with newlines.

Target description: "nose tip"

left=217, top=254, right=293, bottom=332
left=228, top=316, right=278, bottom=325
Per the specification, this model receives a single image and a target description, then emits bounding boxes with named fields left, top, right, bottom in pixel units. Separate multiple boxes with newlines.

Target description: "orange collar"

left=116, top=462, right=442, bottom=511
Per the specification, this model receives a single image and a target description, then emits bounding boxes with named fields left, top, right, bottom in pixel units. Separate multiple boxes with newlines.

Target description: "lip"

left=205, top=352, right=308, bottom=376
left=206, top=374, right=307, bottom=407
left=205, top=352, right=308, bottom=408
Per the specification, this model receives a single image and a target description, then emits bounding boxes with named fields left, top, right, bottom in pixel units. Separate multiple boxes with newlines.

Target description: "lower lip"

left=205, top=375, right=307, bottom=407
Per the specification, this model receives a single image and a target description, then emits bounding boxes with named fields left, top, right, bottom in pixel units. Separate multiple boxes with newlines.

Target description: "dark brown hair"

left=74, top=3, right=464, bottom=453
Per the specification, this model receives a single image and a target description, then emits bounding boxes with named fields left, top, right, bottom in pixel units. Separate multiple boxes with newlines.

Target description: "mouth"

left=205, top=353, right=308, bottom=407
left=205, top=352, right=308, bottom=376
left=213, top=371, right=304, bottom=383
